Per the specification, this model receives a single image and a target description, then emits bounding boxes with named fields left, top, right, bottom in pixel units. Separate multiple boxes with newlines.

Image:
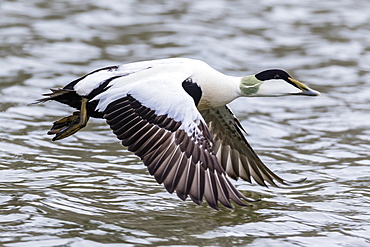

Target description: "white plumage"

left=35, top=57, right=320, bottom=210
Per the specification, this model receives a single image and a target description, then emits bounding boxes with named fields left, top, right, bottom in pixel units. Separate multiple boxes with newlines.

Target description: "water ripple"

left=1, top=0, right=370, bottom=246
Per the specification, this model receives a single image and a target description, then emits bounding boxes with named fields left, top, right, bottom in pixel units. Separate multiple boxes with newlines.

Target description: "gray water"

left=1, top=0, right=370, bottom=246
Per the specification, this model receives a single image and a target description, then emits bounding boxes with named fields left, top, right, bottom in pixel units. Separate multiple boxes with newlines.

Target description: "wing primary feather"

left=144, top=130, right=173, bottom=155
left=140, top=108, right=156, bottom=120
left=255, top=162, right=289, bottom=185
left=223, top=181, right=249, bottom=206
left=134, top=128, right=165, bottom=157
left=222, top=146, right=238, bottom=180
left=189, top=162, right=205, bottom=205
left=248, top=160, right=268, bottom=187
left=128, top=96, right=142, bottom=109
left=159, top=117, right=173, bottom=129
left=203, top=168, right=219, bottom=210
left=121, top=124, right=153, bottom=147
left=104, top=106, right=133, bottom=126
left=141, top=131, right=172, bottom=169
left=145, top=135, right=175, bottom=175
left=128, top=126, right=159, bottom=153
left=184, top=137, right=195, bottom=158
left=104, top=98, right=130, bottom=114
left=239, top=155, right=252, bottom=183
left=110, top=113, right=140, bottom=132
left=165, top=152, right=187, bottom=193
left=223, top=174, right=256, bottom=204
left=116, top=120, right=147, bottom=141
left=230, top=148, right=241, bottom=178
left=162, top=151, right=185, bottom=193
left=212, top=140, right=221, bottom=156
left=133, top=105, right=150, bottom=116
left=164, top=120, right=182, bottom=131
left=153, top=143, right=181, bottom=184
left=191, top=145, right=201, bottom=165
left=153, top=115, right=168, bottom=125
left=175, top=130, right=187, bottom=145
left=214, top=172, right=233, bottom=209
left=220, top=145, right=230, bottom=171
left=175, top=158, right=195, bottom=201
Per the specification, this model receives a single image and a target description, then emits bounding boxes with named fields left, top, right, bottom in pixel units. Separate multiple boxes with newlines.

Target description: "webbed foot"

left=47, top=98, right=90, bottom=141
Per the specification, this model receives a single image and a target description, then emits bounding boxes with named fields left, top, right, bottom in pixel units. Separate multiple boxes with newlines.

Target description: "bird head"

left=240, top=69, right=320, bottom=97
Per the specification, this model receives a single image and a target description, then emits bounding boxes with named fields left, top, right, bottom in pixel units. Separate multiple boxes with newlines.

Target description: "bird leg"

left=48, top=97, right=90, bottom=141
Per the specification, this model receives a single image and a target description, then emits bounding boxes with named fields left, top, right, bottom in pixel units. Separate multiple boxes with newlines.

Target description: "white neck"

left=195, top=70, right=242, bottom=110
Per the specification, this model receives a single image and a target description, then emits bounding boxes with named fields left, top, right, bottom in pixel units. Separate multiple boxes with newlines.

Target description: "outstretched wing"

left=98, top=78, right=255, bottom=210
left=200, top=106, right=305, bottom=187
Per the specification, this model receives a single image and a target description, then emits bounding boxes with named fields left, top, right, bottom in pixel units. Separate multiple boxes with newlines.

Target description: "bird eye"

left=274, top=74, right=280, bottom=79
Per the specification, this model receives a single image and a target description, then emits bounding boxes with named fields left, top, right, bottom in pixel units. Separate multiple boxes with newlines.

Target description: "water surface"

left=1, top=0, right=370, bottom=246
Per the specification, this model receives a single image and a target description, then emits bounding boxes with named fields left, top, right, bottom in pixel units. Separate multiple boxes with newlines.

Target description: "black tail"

left=31, top=88, right=82, bottom=110
left=31, top=88, right=103, bottom=118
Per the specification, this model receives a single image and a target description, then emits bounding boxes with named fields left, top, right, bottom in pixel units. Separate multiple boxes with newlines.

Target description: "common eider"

left=35, top=58, right=320, bottom=210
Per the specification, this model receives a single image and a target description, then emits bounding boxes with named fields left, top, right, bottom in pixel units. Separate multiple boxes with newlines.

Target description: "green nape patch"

left=240, top=75, right=261, bottom=96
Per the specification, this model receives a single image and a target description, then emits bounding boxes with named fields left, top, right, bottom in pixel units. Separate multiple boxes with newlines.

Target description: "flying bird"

left=35, top=58, right=320, bottom=210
